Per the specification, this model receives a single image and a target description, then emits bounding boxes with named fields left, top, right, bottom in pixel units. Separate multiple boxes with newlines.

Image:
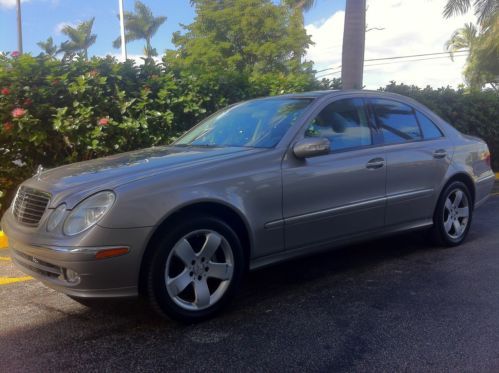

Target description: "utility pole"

left=16, top=0, right=23, bottom=53
left=341, top=0, right=366, bottom=89
left=119, top=0, right=127, bottom=60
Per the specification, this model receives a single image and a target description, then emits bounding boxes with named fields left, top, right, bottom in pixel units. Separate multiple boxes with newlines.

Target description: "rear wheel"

left=146, top=215, right=245, bottom=323
left=430, top=181, right=473, bottom=246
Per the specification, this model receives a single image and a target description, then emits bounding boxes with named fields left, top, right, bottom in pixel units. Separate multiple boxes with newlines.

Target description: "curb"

left=0, top=231, right=8, bottom=249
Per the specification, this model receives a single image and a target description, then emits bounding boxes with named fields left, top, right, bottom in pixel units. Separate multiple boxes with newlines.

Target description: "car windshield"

left=174, top=98, right=313, bottom=148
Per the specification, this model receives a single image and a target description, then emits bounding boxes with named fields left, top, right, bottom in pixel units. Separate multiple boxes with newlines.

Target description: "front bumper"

left=2, top=212, right=153, bottom=298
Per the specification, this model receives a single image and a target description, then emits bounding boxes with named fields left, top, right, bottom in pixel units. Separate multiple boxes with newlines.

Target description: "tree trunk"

left=341, top=0, right=366, bottom=89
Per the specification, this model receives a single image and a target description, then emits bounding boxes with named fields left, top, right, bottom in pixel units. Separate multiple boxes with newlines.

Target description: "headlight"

left=46, top=204, right=67, bottom=232
left=63, top=191, right=115, bottom=236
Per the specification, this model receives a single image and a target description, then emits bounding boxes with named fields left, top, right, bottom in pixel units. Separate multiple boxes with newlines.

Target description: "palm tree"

left=445, top=22, right=478, bottom=59
left=37, top=37, right=58, bottom=57
left=113, top=0, right=167, bottom=58
left=59, top=18, right=97, bottom=59
left=282, top=0, right=316, bottom=25
left=341, top=0, right=366, bottom=89
left=443, top=0, right=498, bottom=27
left=446, top=21, right=498, bottom=89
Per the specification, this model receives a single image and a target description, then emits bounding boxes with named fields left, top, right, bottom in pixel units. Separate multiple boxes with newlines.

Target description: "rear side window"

left=416, top=111, right=443, bottom=139
left=371, top=99, right=422, bottom=144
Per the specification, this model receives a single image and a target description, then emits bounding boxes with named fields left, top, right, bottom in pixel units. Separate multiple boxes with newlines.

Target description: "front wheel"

left=146, top=215, right=245, bottom=323
left=430, top=181, right=473, bottom=246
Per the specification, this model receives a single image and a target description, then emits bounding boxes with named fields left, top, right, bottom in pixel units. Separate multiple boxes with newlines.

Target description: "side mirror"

left=293, top=137, right=330, bottom=159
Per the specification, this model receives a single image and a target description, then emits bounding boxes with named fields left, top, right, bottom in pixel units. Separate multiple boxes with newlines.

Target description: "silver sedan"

left=2, top=90, right=495, bottom=322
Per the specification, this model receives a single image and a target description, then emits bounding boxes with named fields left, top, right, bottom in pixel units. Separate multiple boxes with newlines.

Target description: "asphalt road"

left=1, top=194, right=499, bottom=372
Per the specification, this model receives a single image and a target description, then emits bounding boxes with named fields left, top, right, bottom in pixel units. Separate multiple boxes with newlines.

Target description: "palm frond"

left=443, top=0, right=472, bottom=18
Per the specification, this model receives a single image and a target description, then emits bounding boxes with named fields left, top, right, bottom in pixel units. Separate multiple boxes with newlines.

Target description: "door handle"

left=433, top=149, right=447, bottom=159
left=366, top=157, right=385, bottom=169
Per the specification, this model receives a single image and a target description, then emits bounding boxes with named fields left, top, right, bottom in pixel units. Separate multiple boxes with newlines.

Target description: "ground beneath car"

left=1, top=194, right=499, bottom=372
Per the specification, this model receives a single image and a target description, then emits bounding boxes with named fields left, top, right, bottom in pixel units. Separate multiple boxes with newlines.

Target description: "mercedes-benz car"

left=2, top=90, right=495, bottom=322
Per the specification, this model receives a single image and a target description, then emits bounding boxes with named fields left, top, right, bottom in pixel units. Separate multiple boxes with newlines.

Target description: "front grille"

left=12, top=186, right=51, bottom=227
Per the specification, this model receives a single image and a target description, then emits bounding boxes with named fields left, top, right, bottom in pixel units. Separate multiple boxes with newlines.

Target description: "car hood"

left=23, top=145, right=261, bottom=208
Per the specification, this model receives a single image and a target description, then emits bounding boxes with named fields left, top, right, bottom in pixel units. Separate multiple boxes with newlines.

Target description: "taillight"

left=483, top=150, right=491, bottom=168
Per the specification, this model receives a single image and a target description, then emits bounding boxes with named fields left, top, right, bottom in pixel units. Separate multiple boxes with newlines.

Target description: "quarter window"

left=416, top=110, right=443, bottom=139
left=305, top=98, right=372, bottom=151
left=371, top=99, right=422, bottom=144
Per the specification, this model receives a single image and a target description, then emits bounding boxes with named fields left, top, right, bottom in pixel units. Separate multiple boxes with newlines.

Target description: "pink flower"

left=23, top=98, right=33, bottom=106
left=1, top=88, right=9, bottom=95
left=11, top=108, right=26, bottom=118
left=3, top=122, right=13, bottom=132
left=11, top=51, right=20, bottom=58
left=98, top=118, right=109, bottom=126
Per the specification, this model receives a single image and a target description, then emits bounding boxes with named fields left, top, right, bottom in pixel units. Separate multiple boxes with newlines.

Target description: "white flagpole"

left=119, top=0, right=127, bottom=60
left=16, top=0, right=23, bottom=53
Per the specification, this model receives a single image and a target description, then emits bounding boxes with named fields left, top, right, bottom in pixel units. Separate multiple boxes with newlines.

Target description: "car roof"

left=275, top=89, right=406, bottom=99
left=274, top=89, right=424, bottom=105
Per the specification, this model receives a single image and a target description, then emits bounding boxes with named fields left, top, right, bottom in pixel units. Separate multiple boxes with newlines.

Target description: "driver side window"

left=305, top=98, right=372, bottom=151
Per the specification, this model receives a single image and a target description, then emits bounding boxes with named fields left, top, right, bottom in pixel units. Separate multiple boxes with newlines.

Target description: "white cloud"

left=0, top=0, right=30, bottom=8
left=0, top=0, right=59, bottom=9
left=306, top=0, right=476, bottom=88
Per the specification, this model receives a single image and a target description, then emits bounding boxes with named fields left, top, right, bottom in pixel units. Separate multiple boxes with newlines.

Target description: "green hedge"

left=0, top=55, right=498, bottom=215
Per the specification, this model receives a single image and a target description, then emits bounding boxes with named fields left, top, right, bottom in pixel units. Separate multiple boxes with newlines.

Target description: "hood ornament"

left=35, top=165, right=44, bottom=180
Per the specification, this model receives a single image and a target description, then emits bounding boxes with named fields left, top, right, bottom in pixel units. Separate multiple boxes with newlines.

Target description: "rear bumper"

left=2, top=212, right=153, bottom=298
left=475, top=173, right=496, bottom=209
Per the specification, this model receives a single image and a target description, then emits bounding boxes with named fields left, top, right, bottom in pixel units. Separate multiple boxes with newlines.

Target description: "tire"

left=146, top=215, right=245, bottom=323
left=430, top=181, right=473, bottom=247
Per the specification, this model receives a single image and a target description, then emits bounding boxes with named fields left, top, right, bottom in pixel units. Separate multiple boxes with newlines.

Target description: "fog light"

left=65, top=269, right=80, bottom=283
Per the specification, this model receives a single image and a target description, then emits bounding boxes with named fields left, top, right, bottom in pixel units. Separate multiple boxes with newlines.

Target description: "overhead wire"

left=315, top=50, right=470, bottom=75
left=315, top=52, right=469, bottom=79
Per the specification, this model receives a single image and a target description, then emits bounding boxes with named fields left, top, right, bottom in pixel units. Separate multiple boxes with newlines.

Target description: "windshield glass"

left=174, top=98, right=313, bottom=148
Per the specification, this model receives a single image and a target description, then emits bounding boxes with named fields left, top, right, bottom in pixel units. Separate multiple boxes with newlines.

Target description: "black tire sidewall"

left=147, top=215, right=245, bottom=323
left=434, top=181, right=473, bottom=246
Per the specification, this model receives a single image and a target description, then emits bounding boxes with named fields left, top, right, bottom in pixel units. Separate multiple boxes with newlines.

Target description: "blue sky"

left=0, top=0, right=344, bottom=57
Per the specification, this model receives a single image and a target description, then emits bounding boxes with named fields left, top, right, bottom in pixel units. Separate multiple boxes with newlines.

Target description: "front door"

left=282, top=97, right=387, bottom=250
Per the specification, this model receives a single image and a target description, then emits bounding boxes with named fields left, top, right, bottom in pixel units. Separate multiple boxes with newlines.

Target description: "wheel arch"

left=138, top=200, right=252, bottom=295
left=441, top=172, right=476, bottom=207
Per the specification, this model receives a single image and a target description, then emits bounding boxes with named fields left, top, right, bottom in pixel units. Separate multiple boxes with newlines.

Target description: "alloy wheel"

left=443, top=188, right=470, bottom=240
left=164, top=230, right=234, bottom=311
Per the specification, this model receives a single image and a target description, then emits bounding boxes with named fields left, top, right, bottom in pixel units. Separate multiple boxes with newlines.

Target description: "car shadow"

left=66, top=229, right=439, bottom=321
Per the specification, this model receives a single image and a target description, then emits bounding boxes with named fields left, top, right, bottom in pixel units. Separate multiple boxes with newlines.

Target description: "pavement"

left=1, top=189, right=499, bottom=372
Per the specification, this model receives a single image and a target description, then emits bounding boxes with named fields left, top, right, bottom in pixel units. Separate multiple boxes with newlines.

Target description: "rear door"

left=368, top=98, right=452, bottom=227
left=281, top=97, right=387, bottom=250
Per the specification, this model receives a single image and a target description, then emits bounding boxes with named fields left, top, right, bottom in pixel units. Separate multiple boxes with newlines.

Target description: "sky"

left=0, top=0, right=475, bottom=88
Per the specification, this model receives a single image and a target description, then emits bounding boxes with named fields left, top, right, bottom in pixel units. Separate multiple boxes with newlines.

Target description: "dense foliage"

left=444, top=0, right=499, bottom=90
left=165, top=0, right=316, bottom=95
